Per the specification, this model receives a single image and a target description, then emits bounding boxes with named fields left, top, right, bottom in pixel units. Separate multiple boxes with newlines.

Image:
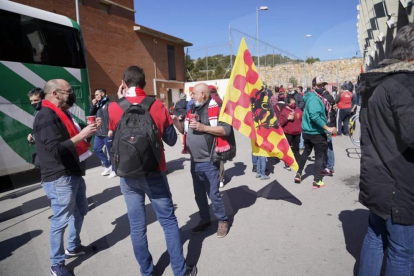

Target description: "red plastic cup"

left=191, top=114, right=199, bottom=122
left=86, top=116, right=96, bottom=125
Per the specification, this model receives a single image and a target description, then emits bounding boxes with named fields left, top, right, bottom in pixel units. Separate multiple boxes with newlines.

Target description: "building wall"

left=11, top=0, right=187, bottom=99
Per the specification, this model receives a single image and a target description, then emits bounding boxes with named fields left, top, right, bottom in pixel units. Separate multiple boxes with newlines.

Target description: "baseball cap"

left=208, top=85, right=218, bottom=94
left=312, top=76, right=328, bottom=86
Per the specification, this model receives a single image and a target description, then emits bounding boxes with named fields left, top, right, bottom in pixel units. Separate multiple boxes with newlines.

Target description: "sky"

left=133, top=0, right=360, bottom=61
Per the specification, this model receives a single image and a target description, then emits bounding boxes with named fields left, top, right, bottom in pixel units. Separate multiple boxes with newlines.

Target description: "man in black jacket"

left=34, top=79, right=98, bottom=276
left=286, top=83, right=304, bottom=110
left=321, top=89, right=336, bottom=176
left=358, top=24, right=414, bottom=275
left=173, top=92, right=188, bottom=121
left=89, top=88, right=116, bottom=178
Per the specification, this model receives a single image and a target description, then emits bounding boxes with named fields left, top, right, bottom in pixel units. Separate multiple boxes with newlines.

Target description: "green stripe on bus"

left=0, top=111, right=34, bottom=163
left=0, top=63, right=37, bottom=115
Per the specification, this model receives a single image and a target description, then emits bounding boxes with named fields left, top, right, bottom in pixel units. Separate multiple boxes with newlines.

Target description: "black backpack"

left=112, top=97, right=162, bottom=177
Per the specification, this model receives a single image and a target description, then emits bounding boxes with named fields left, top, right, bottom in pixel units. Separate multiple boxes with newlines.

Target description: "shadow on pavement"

left=0, top=230, right=43, bottom=261
left=0, top=185, right=122, bottom=225
left=223, top=162, right=246, bottom=183
left=155, top=183, right=301, bottom=274
left=300, top=164, right=314, bottom=182
left=338, top=209, right=369, bottom=276
left=166, top=157, right=190, bottom=175
left=67, top=203, right=160, bottom=274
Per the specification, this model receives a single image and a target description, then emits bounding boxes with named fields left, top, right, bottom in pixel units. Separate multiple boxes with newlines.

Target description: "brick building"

left=11, top=0, right=192, bottom=106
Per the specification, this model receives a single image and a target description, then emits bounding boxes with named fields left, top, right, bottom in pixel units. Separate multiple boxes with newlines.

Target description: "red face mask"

left=289, top=104, right=296, bottom=109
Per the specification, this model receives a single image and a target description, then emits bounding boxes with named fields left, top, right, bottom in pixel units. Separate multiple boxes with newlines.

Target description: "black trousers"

left=337, top=108, right=351, bottom=135
left=297, top=133, right=327, bottom=181
left=285, top=134, right=301, bottom=163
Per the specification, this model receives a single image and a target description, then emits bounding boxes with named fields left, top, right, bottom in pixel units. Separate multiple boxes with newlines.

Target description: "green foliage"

left=305, top=56, right=320, bottom=64
left=289, top=76, right=298, bottom=86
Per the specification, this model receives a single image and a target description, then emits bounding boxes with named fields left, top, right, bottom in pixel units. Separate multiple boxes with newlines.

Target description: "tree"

left=214, top=65, right=224, bottom=79
left=306, top=56, right=320, bottom=64
left=289, top=76, right=298, bottom=87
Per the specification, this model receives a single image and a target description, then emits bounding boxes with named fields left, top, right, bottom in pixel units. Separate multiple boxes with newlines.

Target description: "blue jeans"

left=190, top=161, right=228, bottom=222
left=93, top=135, right=112, bottom=168
left=359, top=211, right=414, bottom=276
left=299, top=133, right=304, bottom=149
left=324, top=134, right=335, bottom=170
left=120, top=173, right=186, bottom=276
left=256, top=156, right=267, bottom=177
left=42, top=175, right=88, bottom=265
left=252, top=155, right=258, bottom=166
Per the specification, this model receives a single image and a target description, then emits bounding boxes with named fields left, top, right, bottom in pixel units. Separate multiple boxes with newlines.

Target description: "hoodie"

left=359, top=60, right=414, bottom=225
left=301, top=92, right=327, bottom=135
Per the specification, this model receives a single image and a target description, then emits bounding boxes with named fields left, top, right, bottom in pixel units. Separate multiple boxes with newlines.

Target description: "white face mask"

left=194, top=101, right=201, bottom=107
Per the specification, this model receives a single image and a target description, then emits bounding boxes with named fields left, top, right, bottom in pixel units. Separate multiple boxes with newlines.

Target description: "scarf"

left=312, top=91, right=331, bottom=123
left=42, top=100, right=92, bottom=161
left=183, top=98, right=230, bottom=153
left=97, top=96, right=109, bottom=108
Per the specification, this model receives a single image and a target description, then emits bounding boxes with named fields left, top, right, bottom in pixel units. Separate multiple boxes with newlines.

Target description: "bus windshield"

left=0, top=9, right=86, bottom=69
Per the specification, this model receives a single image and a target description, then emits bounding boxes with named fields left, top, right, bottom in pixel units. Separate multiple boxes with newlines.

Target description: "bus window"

left=0, top=9, right=86, bottom=69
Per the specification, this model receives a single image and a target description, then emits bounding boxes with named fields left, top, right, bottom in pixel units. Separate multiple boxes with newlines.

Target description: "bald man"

left=33, top=79, right=98, bottom=276
left=173, top=83, right=233, bottom=238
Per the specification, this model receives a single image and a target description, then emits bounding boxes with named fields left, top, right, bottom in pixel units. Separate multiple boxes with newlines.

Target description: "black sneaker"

left=50, top=262, right=71, bottom=276
left=184, top=265, right=197, bottom=276
left=65, top=244, right=88, bottom=259
left=252, top=165, right=257, bottom=172
left=294, top=173, right=302, bottom=184
left=192, top=221, right=212, bottom=235
left=283, top=163, right=291, bottom=171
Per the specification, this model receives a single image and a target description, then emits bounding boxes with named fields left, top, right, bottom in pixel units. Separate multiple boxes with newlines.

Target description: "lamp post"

left=256, top=6, right=268, bottom=74
left=302, top=34, right=312, bottom=87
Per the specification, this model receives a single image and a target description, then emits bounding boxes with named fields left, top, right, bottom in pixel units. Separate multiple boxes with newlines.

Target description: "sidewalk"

left=0, top=132, right=365, bottom=276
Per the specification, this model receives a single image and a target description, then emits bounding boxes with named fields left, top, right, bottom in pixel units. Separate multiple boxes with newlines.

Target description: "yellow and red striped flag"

left=219, top=38, right=298, bottom=172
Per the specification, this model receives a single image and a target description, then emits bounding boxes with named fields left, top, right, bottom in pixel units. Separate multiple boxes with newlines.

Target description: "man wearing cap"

left=294, top=76, right=337, bottom=189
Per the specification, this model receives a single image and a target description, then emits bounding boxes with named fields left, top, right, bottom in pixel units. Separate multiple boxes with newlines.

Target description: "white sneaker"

left=219, top=181, right=224, bottom=188
left=101, top=166, right=111, bottom=176
left=108, top=171, right=117, bottom=179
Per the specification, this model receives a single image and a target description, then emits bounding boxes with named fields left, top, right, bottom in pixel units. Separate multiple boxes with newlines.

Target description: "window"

left=0, top=10, right=86, bottom=68
left=167, top=45, right=176, bottom=80
left=99, top=3, right=109, bottom=14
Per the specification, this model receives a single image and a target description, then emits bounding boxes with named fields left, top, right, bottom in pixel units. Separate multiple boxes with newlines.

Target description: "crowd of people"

left=28, top=24, right=414, bottom=276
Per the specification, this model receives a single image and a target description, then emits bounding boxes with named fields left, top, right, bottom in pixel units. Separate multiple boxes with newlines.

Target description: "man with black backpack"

left=108, top=66, right=197, bottom=276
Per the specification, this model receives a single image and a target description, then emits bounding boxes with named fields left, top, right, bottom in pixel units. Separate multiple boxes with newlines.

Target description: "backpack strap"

left=116, top=97, right=130, bottom=112
left=139, top=97, right=156, bottom=111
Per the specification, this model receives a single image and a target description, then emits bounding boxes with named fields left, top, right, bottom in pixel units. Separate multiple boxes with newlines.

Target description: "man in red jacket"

left=108, top=66, right=197, bottom=276
left=335, top=82, right=354, bottom=136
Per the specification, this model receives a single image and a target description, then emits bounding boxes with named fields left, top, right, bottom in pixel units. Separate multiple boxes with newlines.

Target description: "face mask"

left=194, top=101, right=201, bottom=107
left=31, top=101, right=42, bottom=111
left=289, top=104, right=296, bottom=109
left=59, top=93, right=76, bottom=107
left=315, top=88, right=324, bottom=95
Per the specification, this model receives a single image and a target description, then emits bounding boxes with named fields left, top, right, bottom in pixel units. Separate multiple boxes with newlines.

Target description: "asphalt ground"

left=0, top=131, right=365, bottom=276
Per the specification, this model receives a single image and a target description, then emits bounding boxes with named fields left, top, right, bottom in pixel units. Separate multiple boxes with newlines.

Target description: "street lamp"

left=256, top=6, right=268, bottom=74
left=302, top=34, right=312, bottom=87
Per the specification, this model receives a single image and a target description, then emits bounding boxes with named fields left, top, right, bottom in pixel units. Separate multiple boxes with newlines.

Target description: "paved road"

left=0, top=131, right=365, bottom=276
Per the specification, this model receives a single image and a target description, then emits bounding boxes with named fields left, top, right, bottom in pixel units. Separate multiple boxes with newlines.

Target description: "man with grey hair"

left=286, top=83, right=304, bottom=110
left=358, top=24, right=414, bottom=275
left=34, top=79, right=98, bottom=276
left=172, top=83, right=234, bottom=238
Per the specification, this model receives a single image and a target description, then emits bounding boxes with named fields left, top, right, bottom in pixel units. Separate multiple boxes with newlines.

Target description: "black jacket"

left=173, top=99, right=188, bottom=120
left=89, top=97, right=110, bottom=136
left=322, top=91, right=336, bottom=128
left=359, top=60, right=414, bottom=225
left=33, top=107, right=84, bottom=182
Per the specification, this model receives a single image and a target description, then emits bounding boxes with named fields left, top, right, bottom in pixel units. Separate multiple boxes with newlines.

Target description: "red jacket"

left=108, top=87, right=173, bottom=172
left=279, top=106, right=303, bottom=135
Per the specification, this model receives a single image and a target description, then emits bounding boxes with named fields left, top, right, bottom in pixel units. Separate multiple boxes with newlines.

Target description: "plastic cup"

left=86, top=116, right=96, bottom=125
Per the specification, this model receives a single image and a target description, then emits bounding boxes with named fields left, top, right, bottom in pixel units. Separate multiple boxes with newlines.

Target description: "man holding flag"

left=219, top=38, right=298, bottom=175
